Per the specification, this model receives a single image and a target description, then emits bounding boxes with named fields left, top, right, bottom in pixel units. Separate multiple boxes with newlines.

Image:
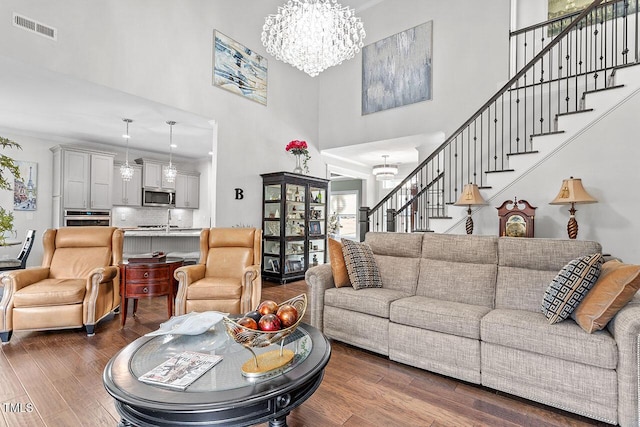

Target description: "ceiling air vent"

left=13, top=13, right=57, bottom=41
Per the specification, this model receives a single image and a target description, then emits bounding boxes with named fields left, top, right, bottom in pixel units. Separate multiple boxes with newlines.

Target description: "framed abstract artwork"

left=213, top=30, right=268, bottom=106
left=13, top=161, right=37, bottom=211
left=362, top=21, right=433, bottom=115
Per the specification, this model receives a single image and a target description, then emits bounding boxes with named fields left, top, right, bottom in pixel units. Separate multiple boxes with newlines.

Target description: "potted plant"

left=0, top=136, right=22, bottom=245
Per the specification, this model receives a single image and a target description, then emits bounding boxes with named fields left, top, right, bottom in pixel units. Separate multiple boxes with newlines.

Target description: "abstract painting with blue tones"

left=213, top=31, right=267, bottom=106
left=362, top=21, right=432, bottom=115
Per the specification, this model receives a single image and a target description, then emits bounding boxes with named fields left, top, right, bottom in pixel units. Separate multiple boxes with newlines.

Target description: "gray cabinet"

left=90, top=154, right=114, bottom=209
left=113, top=164, right=142, bottom=206
left=51, top=145, right=115, bottom=226
left=175, top=173, right=199, bottom=209
left=138, top=159, right=176, bottom=190
left=53, top=147, right=114, bottom=210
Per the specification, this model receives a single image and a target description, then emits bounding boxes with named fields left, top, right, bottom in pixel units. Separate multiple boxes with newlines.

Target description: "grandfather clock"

left=497, top=198, right=537, bottom=238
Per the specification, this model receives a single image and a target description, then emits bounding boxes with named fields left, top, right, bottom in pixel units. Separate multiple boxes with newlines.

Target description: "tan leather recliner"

left=0, top=227, right=123, bottom=343
left=174, top=228, right=262, bottom=316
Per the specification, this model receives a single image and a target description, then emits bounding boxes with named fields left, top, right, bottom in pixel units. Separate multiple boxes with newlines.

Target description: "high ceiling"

left=0, top=0, right=400, bottom=166
left=0, top=55, right=214, bottom=160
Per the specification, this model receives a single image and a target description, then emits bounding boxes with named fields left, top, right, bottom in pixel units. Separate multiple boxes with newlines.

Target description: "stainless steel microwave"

left=143, top=189, right=175, bottom=207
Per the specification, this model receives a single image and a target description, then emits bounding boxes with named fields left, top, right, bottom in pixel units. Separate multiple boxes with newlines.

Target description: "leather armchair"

left=174, top=228, right=262, bottom=316
left=0, top=227, right=123, bottom=343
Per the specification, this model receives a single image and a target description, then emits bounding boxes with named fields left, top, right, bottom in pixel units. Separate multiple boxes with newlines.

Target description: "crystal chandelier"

left=261, top=0, right=366, bottom=77
left=120, top=118, right=134, bottom=182
left=164, top=120, right=177, bottom=183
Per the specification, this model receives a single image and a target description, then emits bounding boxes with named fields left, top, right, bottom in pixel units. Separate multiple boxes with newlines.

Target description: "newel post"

left=386, top=208, right=397, bottom=233
left=358, top=207, right=370, bottom=242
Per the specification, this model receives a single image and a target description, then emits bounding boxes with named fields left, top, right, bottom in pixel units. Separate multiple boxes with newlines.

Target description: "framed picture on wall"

left=362, top=21, right=433, bottom=115
left=13, top=161, right=37, bottom=211
left=213, top=30, right=268, bottom=106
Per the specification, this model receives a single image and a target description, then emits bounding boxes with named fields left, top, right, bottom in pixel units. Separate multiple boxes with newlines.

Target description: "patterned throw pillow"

left=541, top=253, right=603, bottom=324
left=341, top=239, right=382, bottom=290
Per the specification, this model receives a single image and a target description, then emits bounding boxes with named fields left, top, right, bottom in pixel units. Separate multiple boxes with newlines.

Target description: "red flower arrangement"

left=285, top=140, right=311, bottom=173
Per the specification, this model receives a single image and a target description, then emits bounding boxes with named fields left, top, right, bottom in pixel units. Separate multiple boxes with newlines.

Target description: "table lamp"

left=454, top=183, right=487, bottom=234
left=549, top=177, right=597, bottom=239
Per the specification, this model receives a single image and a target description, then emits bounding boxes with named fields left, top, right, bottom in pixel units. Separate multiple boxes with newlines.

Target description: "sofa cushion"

left=481, top=309, right=617, bottom=369
left=496, top=237, right=602, bottom=312
left=498, top=237, right=602, bottom=271
left=186, top=277, right=242, bottom=300
left=421, top=233, right=498, bottom=264
left=328, top=238, right=350, bottom=287
left=13, top=278, right=86, bottom=307
left=390, top=296, right=491, bottom=339
left=541, top=253, right=603, bottom=324
left=365, top=232, right=423, bottom=294
left=416, top=234, right=498, bottom=308
left=341, top=239, right=382, bottom=290
left=572, top=260, right=640, bottom=333
left=365, top=231, right=424, bottom=258
left=324, top=287, right=410, bottom=318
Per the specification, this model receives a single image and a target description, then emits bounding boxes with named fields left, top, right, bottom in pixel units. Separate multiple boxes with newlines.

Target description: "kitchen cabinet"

left=137, top=159, right=176, bottom=190
left=261, top=172, right=329, bottom=284
left=175, top=173, right=199, bottom=209
left=113, top=163, right=142, bottom=206
left=51, top=146, right=115, bottom=211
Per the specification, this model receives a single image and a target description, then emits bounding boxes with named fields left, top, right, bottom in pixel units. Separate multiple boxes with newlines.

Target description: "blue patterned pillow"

left=341, top=239, right=382, bottom=290
left=541, top=253, right=603, bottom=324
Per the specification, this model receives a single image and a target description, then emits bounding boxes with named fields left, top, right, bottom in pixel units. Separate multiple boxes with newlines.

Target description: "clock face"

left=505, top=214, right=526, bottom=237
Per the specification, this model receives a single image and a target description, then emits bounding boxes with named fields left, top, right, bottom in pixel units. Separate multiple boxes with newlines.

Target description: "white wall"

left=318, top=0, right=512, bottom=150
left=0, top=0, right=321, bottom=228
left=448, top=87, right=640, bottom=264
left=0, top=129, right=54, bottom=266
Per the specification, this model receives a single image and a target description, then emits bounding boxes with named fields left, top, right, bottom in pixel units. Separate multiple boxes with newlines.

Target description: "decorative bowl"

left=223, top=294, right=307, bottom=348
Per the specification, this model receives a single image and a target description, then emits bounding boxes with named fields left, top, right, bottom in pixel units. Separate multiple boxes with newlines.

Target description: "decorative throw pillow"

left=541, top=253, right=603, bottom=324
left=341, top=239, right=382, bottom=290
left=328, top=238, right=351, bottom=288
left=572, top=260, right=640, bottom=333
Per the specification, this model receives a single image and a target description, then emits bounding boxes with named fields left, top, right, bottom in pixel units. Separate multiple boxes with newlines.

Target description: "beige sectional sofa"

left=305, top=232, right=640, bottom=426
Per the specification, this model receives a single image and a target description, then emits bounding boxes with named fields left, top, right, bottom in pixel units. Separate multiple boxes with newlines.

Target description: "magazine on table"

left=138, top=351, right=223, bottom=390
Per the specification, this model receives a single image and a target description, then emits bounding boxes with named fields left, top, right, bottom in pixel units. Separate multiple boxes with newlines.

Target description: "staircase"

left=361, top=0, right=640, bottom=239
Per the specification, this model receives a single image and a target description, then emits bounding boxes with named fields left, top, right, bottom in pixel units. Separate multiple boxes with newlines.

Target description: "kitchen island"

left=123, top=228, right=202, bottom=263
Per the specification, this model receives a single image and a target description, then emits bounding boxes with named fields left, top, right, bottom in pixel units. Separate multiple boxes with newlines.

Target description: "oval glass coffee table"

left=103, top=320, right=331, bottom=427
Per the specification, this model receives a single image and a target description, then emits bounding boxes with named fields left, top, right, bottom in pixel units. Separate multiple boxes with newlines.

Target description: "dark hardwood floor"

left=0, top=280, right=607, bottom=427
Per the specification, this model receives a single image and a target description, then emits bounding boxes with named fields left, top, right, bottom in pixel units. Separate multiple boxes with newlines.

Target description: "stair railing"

left=360, top=0, right=638, bottom=241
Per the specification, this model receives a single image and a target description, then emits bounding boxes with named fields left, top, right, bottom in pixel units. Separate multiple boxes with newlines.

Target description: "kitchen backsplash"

left=112, top=207, right=194, bottom=228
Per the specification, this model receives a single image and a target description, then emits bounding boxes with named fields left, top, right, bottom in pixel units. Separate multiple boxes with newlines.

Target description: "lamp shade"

left=550, top=177, right=597, bottom=205
left=454, top=183, right=487, bottom=206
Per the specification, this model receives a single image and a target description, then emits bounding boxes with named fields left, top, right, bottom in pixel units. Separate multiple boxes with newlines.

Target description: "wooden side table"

left=119, top=257, right=183, bottom=327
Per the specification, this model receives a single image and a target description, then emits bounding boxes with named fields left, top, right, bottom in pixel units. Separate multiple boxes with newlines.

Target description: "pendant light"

left=164, top=120, right=177, bottom=183
left=120, top=118, right=134, bottom=181
left=372, top=155, right=398, bottom=181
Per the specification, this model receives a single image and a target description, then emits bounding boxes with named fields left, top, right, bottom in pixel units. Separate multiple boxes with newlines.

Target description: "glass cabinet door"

left=263, top=240, right=281, bottom=273
left=309, top=238, right=325, bottom=267
left=285, top=184, right=306, bottom=237
left=284, top=240, right=305, bottom=274
left=264, top=184, right=281, bottom=237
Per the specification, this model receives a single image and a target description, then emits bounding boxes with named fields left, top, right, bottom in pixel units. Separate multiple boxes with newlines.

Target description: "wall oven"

left=63, top=210, right=111, bottom=227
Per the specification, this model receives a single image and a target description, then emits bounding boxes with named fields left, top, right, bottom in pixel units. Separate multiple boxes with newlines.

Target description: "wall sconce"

left=454, top=183, right=487, bottom=234
left=549, top=176, right=597, bottom=239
